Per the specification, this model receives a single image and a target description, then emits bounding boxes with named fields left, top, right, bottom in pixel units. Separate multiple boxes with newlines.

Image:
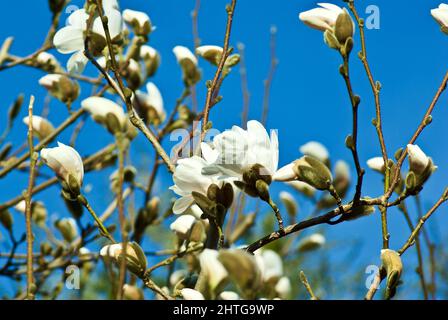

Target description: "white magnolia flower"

left=123, top=9, right=152, bottom=35
left=56, top=217, right=79, bottom=242
left=299, top=3, right=343, bottom=32
left=81, top=96, right=127, bottom=131
left=40, top=142, right=84, bottom=190
left=255, top=249, right=284, bottom=282
left=299, top=141, right=329, bottom=162
left=219, top=291, right=240, bottom=300
left=135, top=82, right=166, bottom=125
left=169, top=215, right=197, bottom=239
left=199, top=249, right=228, bottom=291
left=181, top=288, right=205, bottom=300
left=431, top=4, right=448, bottom=31
left=38, top=74, right=79, bottom=103
left=366, top=156, right=385, bottom=173
left=100, top=242, right=139, bottom=261
left=173, top=46, right=198, bottom=65
left=170, top=155, right=222, bottom=214
left=53, top=7, right=123, bottom=74
left=275, top=276, right=292, bottom=299
left=208, top=120, right=279, bottom=179
left=23, top=115, right=55, bottom=139
left=407, top=144, right=430, bottom=175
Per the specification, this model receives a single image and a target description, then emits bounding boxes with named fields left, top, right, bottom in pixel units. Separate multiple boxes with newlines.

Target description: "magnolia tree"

left=0, top=0, right=447, bottom=300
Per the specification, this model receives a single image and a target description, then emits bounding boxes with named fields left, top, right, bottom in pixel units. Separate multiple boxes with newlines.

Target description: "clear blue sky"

left=1, top=0, right=447, bottom=299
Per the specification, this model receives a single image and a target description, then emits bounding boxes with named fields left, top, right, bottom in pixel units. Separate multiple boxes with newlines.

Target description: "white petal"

left=53, top=26, right=84, bottom=54
left=67, top=51, right=89, bottom=74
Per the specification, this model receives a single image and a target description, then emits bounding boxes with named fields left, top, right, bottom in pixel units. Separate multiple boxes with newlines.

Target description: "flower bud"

left=55, top=217, right=78, bottom=243
left=218, top=249, right=262, bottom=299
left=140, top=45, right=160, bottom=77
left=273, top=162, right=297, bottom=182
left=431, top=4, right=448, bottom=35
left=81, top=96, right=128, bottom=134
left=199, top=249, right=228, bottom=293
left=23, top=115, right=55, bottom=140
left=134, top=82, right=166, bottom=126
left=31, top=201, right=47, bottom=226
left=255, top=249, right=283, bottom=283
left=41, top=142, right=84, bottom=196
left=406, top=144, right=437, bottom=189
left=275, top=276, right=292, bottom=299
left=219, top=291, right=240, bottom=300
left=100, top=242, right=147, bottom=277
left=124, top=59, right=143, bottom=91
left=38, top=74, right=80, bottom=104
left=173, top=46, right=201, bottom=86
left=299, top=141, right=329, bottom=163
left=122, top=284, right=144, bottom=300
left=170, top=215, right=197, bottom=240
left=123, top=9, right=152, bottom=36
left=298, top=233, right=326, bottom=252
left=344, top=204, right=375, bottom=221
left=279, top=191, right=297, bottom=218
left=35, top=52, right=62, bottom=72
left=286, top=181, right=316, bottom=198
left=366, top=157, right=385, bottom=173
left=0, top=209, right=13, bottom=231
left=181, top=288, right=205, bottom=300
left=293, top=156, right=333, bottom=190
left=196, top=45, right=223, bottom=66
left=380, top=249, right=403, bottom=299
left=334, top=9, right=354, bottom=45
left=333, top=160, right=350, bottom=197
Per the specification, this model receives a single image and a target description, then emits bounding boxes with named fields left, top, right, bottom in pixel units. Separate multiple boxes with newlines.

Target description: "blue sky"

left=1, top=0, right=448, bottom=298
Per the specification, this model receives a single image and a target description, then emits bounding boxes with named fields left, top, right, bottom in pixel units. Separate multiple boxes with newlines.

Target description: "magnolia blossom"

left=169, top=215, right=196, bottom=239
left=81, top=96, right=127, bottom=132
left=255, top=249, right=284, bottom=282
left=173, top=46, right=198, bottom=65
left=219, top=291, right=240, bottom=300
left=286, top=180, right=317, bottom=197
left=170, top=155, right=221, bottom=214
left=100, top=243, right=140, bottom=262
left=38, top=74, right=62, bottom=91
left=431, top=4, right=448, bottom=31
left=299, top=3, right=343, bottom=32
left=140, top=45, right=160, bottom=77
left=53, top=6, right=123, bottom=74
left=135, top=82, right=166, bottom=125
left=206, top=120, right=279, bottom=179
left=14, top=200, right=26, bottom=213
left=275, top=276, right=292, bottom=299
left=181, top=288, right=205, bottom=300
left=299, top=141, right=329, bottom=162
left=40, top=142, right=84, bottom=191
left=196, top=45, right=223, bottom=65
left=199, top=249, right=228, bottom=291
left=407, top=144, right=430, bottom=175
left=55, top=217, right=78, bottom=242
left=23, top=115, right=55, bottom=139
left=366, top=157, right=385, bottom=173
left=123, top=9, right=152, bottom=35
left=36, top=52, right=61, bottom=71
